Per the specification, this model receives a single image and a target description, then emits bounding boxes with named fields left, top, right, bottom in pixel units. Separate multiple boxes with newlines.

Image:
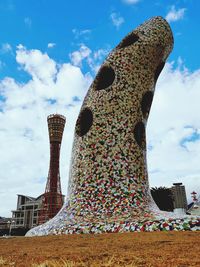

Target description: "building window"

left=26, top=205, right=33, bottom=209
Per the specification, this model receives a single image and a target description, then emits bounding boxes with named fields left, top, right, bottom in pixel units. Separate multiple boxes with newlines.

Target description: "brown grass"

left=0, top=232, right=199, bottom=267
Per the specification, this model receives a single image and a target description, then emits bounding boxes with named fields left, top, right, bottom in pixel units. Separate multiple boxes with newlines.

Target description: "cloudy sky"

left=0, top=0, right=200, bottom=217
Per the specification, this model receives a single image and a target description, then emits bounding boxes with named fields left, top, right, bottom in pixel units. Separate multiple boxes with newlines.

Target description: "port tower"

left=38, top=114, right=66, bottom=224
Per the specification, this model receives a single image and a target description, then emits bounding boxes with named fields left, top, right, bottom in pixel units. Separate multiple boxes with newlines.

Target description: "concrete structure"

left=38, top=114, right=66, bottom=224
left=171, top=183, right=187, bottom=214
left=27, top=16, right=200, bottom=236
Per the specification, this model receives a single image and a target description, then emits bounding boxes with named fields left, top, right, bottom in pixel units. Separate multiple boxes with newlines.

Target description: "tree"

left=151, top=186, right=174, bottom=212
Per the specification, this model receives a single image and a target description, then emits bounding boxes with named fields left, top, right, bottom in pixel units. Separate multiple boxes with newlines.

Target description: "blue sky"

left=0, top=0, right=200, bottom=217
left=0, top=0, right=199, bottom=79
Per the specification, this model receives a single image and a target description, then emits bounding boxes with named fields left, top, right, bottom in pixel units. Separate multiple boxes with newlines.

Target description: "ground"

left=0, top=232, right=199, bottom=267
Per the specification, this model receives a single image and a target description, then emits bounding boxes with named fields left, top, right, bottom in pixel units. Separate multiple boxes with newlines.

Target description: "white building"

left=11, top=194, right=43, bottom=229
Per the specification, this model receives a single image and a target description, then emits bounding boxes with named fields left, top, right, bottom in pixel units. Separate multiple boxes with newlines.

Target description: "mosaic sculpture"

left=27, top=16, right=200, bottom=236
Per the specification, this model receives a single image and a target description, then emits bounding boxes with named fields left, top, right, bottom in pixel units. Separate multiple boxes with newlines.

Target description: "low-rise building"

left=11, top=194, right=43, bottom=229
left=11, top=193, right=65, bottom=230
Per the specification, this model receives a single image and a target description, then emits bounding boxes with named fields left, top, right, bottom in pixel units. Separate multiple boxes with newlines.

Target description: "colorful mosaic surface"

left=27, top=16, right=200, bottom=236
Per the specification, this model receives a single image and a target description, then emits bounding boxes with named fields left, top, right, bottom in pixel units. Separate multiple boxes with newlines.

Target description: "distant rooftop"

left=173, top=183, right=183, bottom=186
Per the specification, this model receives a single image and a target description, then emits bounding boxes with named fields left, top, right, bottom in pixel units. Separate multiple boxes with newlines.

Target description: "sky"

left=0, top=0, right=200, bottom=217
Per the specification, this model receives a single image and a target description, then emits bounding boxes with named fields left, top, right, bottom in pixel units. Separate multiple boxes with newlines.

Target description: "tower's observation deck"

left=38, top=114, right=66, bottom=225
left=48, top=114, right=66, bottom=142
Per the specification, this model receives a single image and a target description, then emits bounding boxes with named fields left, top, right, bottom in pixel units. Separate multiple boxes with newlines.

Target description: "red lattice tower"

left=39, top=114, right=66, bottom=225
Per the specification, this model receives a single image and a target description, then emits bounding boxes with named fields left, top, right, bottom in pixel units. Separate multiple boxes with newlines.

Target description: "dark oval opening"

left=154, top=61, right=165, bottom=84
left=118, top=33, right=139, bottom=49
left=76, top=108, right=93, bottom=137
left=141, top=91, right=153, bottom=118
left=134, top=121, right=145, bottom=149
left=95, top=66, right=115, bottom=91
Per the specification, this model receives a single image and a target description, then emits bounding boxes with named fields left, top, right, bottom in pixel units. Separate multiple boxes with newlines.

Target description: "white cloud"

left=110, top=12, right=124, bottom=29
left=122, top=0, right=140, bottom=4
left=0, top=43, right=12, bottom=54
left=70, top=44, right=110, bottom=73
left=16, top=45, right=57, bottom=84
left=0, top=46, right=92, bottom=217
left=69, top=44, right=91, bottom=67
left=24, top=17, right=32, bottom=27
left=165, top=6, right=186, bottom=23
left=72, top=29, right=91, bottom=39
left=47, top=43, right=56, bottom=48
left=88, top=48, right=110, bottom=73
left=93, top=49, right=109, bottom=60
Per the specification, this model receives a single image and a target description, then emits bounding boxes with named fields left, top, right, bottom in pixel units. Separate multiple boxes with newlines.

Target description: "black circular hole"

left=95, top=66, right=115, bottom=91
left=134, top=122, right=145, bottom=149
left=118, top=33, right=139, bottom=49
left=154, top=61, right=165, bottom=84
left=141, top=91, right=153, bottom=118
left=76, top=108, right=93, bottom=137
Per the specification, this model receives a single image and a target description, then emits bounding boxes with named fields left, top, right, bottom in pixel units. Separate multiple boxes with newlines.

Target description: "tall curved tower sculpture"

left=38, top=114, right=65, bottom=224
left=27, top=16, right=199, bottom=236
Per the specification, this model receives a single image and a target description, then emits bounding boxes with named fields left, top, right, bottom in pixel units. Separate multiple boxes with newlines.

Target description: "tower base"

left=26, top=202, right=200, bottom=236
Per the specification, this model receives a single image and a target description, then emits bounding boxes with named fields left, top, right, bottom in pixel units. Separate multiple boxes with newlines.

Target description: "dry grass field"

left=0, top=232, right=199, bottom=267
